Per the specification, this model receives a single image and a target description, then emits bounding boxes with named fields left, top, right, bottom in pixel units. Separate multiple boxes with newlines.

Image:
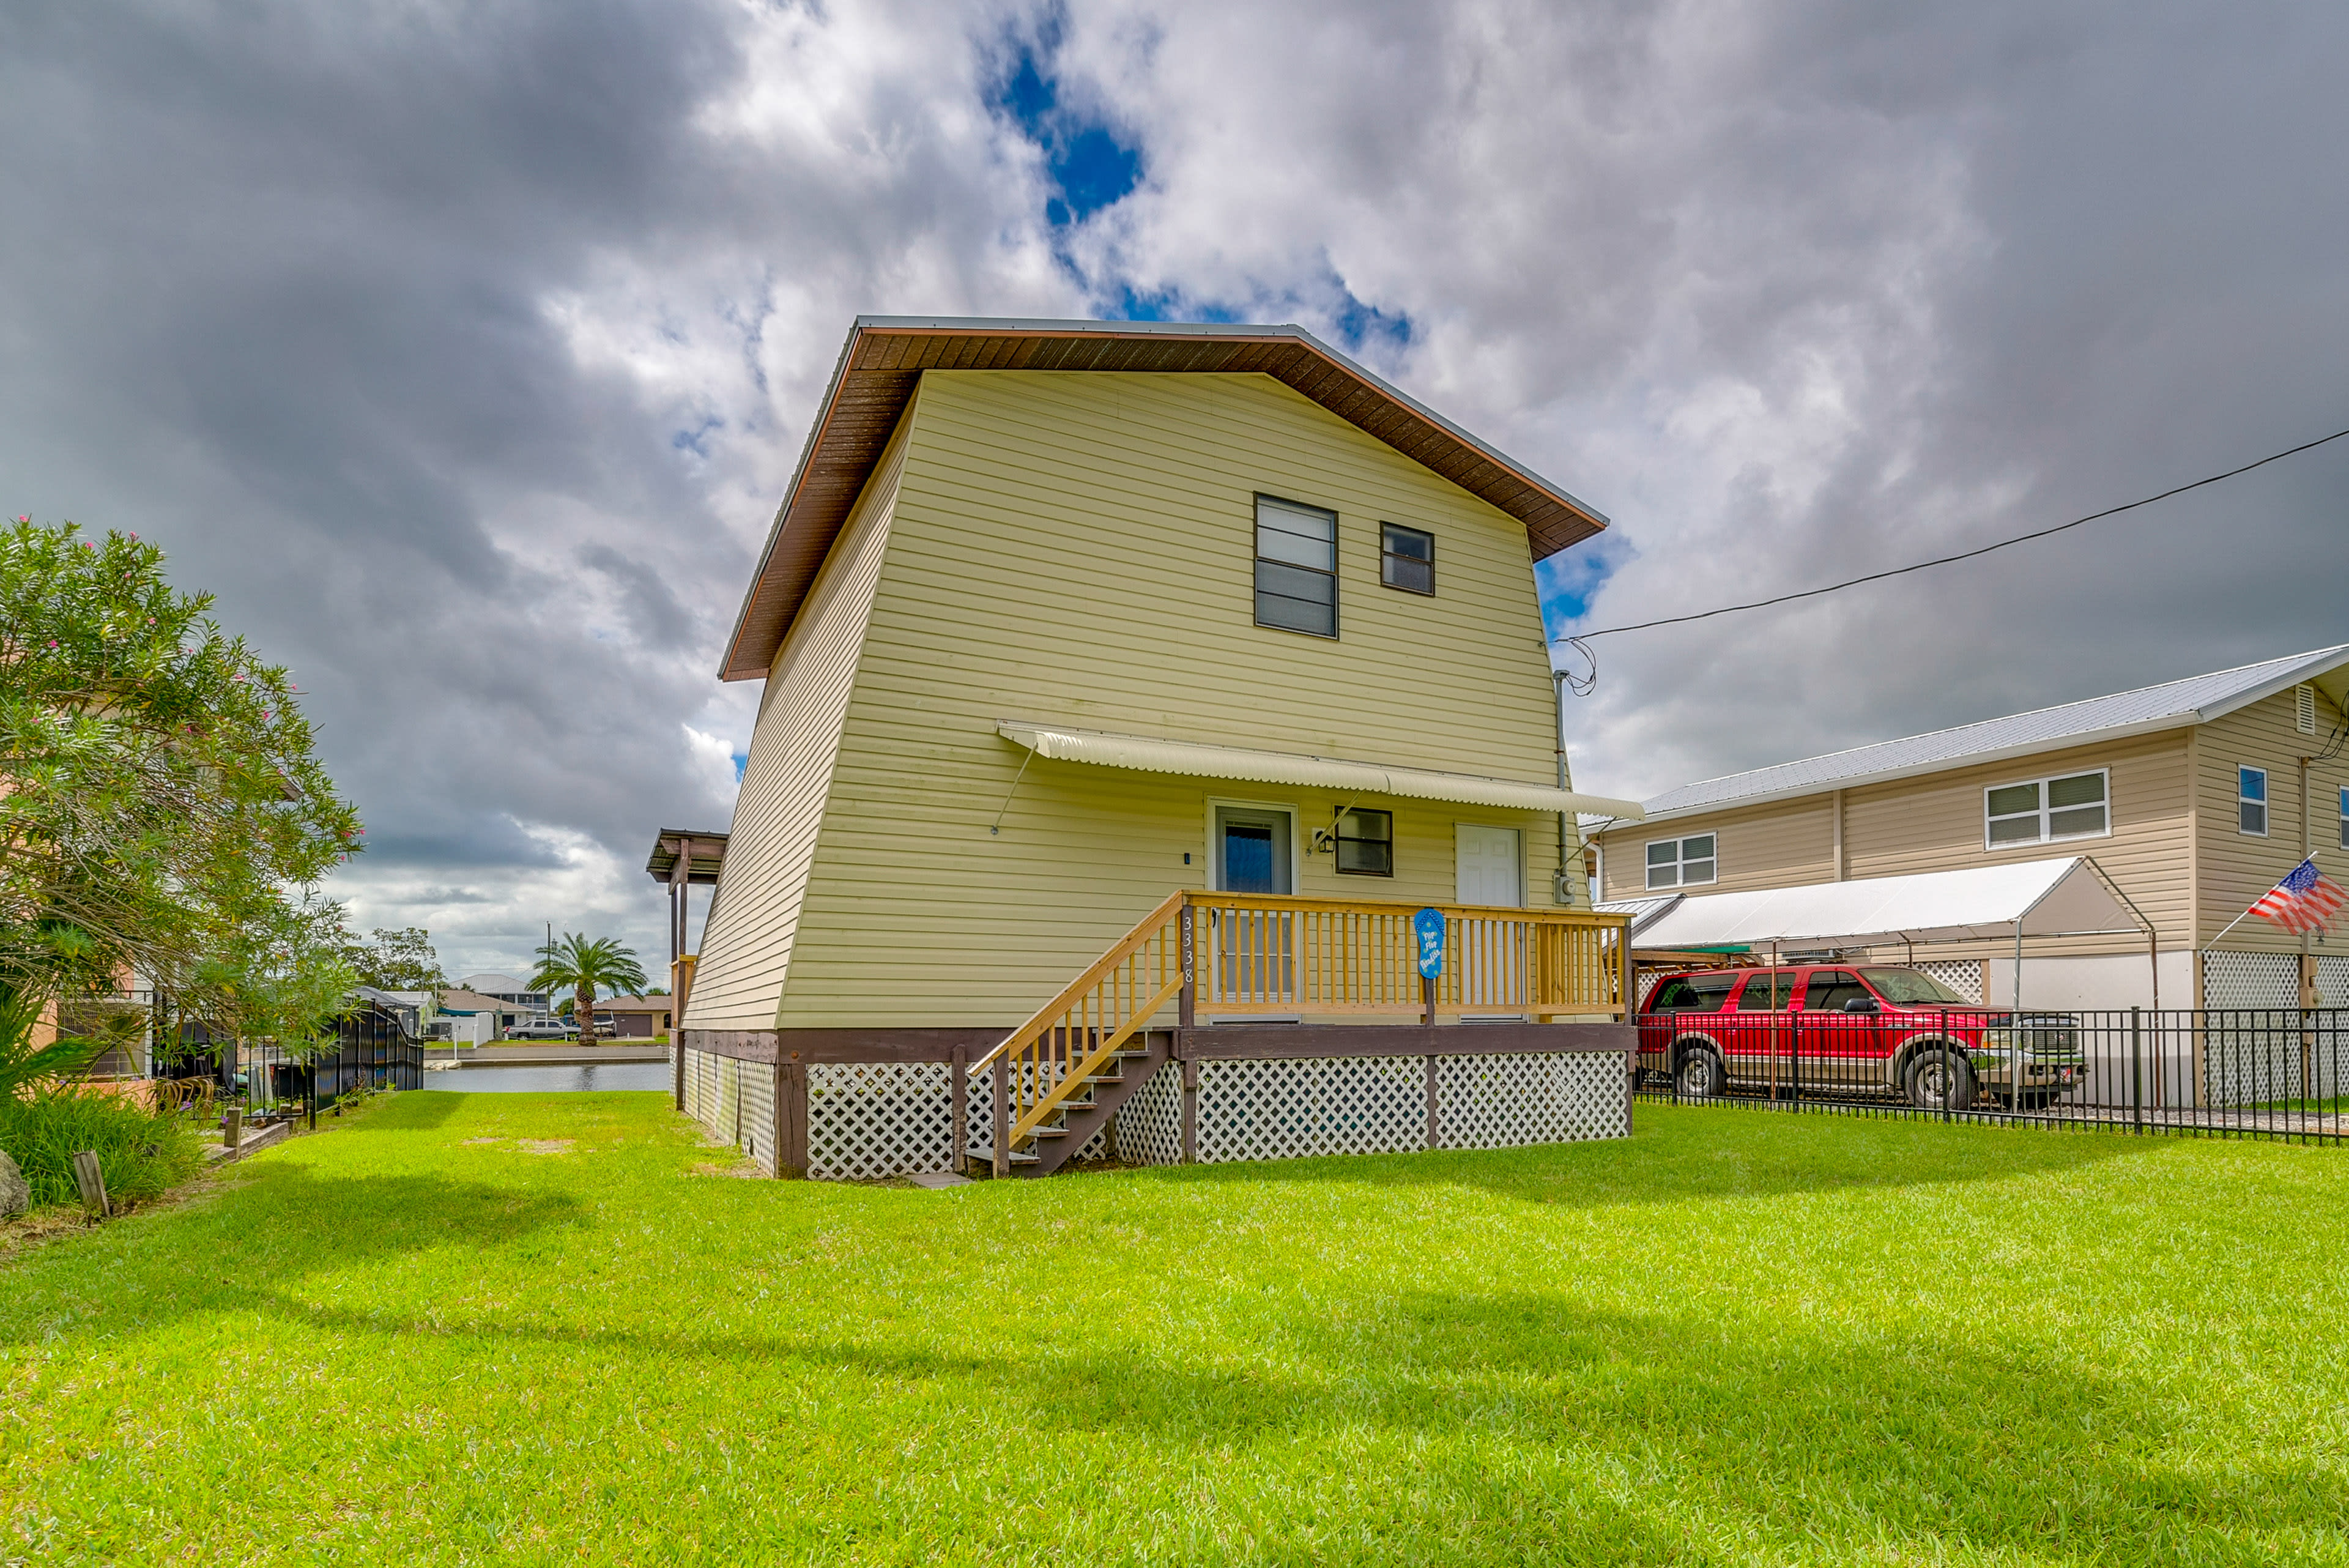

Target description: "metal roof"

left=1638, top=644, right=2349, bottom=823
left=718, top=316, right=1611, bottom=682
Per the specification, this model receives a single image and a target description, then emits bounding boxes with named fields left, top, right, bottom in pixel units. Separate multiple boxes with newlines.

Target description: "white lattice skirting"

left=1114, top=1051, right=1629, bottom=1167
left=681, top=1047, right=777, bottom=1173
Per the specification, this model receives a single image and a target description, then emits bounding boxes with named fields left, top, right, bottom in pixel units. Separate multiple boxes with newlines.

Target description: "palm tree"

left=527, top=934, right=648, bottom=1048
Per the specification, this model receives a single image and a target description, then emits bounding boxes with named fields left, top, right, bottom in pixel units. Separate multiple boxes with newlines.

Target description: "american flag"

left=2246, top=858, right=2348, bottom=935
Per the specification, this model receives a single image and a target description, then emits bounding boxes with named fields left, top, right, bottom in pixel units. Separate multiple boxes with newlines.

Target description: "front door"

left=1212, top=806, right=1293, bottom=1006
left=1215, top=806, right=1292, bottom=894
left=1455, top=825, right=1523, bottom=907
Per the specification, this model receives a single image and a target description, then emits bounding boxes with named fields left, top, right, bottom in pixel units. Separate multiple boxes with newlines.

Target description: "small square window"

left=2339, top=787, right=2347, bottom=851
left=1646, top=834, right=1716, bottom=889
left=2240, top=767, right=2268, bottom=836
left=1254, top=496, right=1338, bottom=638
left=1380, top=524, right=1434, bottom=595
left=1334, top=808, right=1393, bottom=876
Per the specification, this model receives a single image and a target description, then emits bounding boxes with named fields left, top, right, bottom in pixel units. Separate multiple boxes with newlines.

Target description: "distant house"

left=595, top=995, right=673, bottom=1038
left=674, top=316, right=1645, bottom=1180
left=1590, top=647, right=2349, bottom=1010
left=431, top=987, right=546, bottom=1039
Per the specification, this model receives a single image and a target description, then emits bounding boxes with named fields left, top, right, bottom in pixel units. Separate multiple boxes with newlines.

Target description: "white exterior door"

left=1455, top=825, right=1523, bottom=907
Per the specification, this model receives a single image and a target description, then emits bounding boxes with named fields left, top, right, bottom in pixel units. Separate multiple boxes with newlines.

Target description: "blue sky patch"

left=1536, top=534, right=1630, bottom=642
left=993, top=26, right=1141, bottom=228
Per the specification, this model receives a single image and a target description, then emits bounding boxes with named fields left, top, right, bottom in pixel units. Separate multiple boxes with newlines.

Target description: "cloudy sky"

left=6, top=1, right=2346, bottom=979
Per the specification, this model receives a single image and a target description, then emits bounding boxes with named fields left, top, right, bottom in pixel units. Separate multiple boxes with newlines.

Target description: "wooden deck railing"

left=971, top=891, right=1630, bottom=1169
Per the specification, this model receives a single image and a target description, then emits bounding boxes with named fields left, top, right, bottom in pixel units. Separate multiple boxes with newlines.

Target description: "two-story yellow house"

left=1592, top=647, right=2349, bottom=1013
left=674, top=317, right=1643, bottom=1179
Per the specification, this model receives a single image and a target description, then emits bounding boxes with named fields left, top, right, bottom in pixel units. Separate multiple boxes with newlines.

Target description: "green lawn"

left=6, top=1093, right=2348, bottom=1566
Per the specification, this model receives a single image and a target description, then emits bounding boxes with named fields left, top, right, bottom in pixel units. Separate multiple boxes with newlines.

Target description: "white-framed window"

left=2239, top=765, right=2268, bottom=836
left=1984, top=768, right=2109, bottom=848
left=2339, top=786, right=2348, bottom=851
left=1646, top=834, right=1716, bottom=889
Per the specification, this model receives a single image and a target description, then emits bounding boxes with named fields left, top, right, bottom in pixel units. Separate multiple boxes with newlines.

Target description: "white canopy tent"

left=1621, top=856, right=2157, bottom=1008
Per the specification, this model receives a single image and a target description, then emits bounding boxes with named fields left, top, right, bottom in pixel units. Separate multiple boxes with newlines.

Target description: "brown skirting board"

left=680, top=1022, right=1631, bottom=1064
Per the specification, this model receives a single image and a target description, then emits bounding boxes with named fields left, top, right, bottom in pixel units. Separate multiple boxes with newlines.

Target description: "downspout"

left=1552, top=670, right=1587, bottom=907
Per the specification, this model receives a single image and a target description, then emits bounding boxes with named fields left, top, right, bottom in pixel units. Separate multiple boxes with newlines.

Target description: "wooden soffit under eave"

left=718, top=318, right=1611, bottom=682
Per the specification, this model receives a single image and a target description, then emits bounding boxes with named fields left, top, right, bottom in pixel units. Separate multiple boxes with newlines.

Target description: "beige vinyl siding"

left=771, top=370, right=1566, bottom=1030
left=1598, top=730, right=2194, bottom=957
left=2194, top=683, right=2349, bottom=950
left=682, top=413, right=910, bottom=1031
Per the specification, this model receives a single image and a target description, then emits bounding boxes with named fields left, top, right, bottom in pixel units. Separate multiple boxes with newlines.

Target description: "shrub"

left=0, top=1086, right=204, bottom=1211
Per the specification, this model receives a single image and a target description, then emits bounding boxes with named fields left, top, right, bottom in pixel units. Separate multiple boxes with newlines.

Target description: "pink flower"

left=13, top=515, right=26, bottom=523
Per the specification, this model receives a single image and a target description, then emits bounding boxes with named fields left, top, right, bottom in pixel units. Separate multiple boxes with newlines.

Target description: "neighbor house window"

left=1380, top=523, right=1434, bottom=595
left=2239, top=766, right=2268, bottom=836
left=1646, top=834, right=1716, bottom=889
left=1254, top=496, right=1338, bottom=637
left=1333, top=808, right=1393, bottom=875
left=1984, top=770, right=2108, bottom=848
left=2339, top=787, right=2347, bottom=850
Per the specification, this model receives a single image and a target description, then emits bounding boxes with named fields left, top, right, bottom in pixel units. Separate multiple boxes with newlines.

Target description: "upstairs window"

left=1646, top=834, right=1716, bottom=889
left=1333, top=808, right=1393, bottom=875
left=1380, top=523, right=1434, bottom=595
left=2240, top=766, right=2268, bottom=836
left=1985, top=770, right=2107, bottom=847
left=2339, top=787, right=2347, bottom=850
left=1254, top=496, right=1338, bottom=637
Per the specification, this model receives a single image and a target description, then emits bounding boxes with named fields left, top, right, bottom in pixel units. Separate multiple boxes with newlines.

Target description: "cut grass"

left=5, top=1092, right=2348, bottom=1566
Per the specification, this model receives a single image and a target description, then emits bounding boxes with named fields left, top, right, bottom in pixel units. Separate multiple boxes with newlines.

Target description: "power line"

left=1554, top=422, right=2349, bottom=696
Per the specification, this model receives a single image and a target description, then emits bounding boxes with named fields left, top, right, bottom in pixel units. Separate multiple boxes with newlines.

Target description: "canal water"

left=421, top=1063, right=671, bottom=1093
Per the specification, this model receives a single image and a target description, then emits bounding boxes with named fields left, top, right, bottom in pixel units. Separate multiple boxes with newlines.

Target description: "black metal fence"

left=154, top=999, right=424, bottom=1126
left=1635, top=1006, right=2349, bottom=1143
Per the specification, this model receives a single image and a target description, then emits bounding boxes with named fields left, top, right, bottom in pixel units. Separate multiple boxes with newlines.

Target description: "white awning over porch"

left=1628, top=856, right=2150, bottom=952
left=996, top=721, right=1644, bottom=818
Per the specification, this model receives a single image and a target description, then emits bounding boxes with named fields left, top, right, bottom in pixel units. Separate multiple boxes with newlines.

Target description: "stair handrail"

left=969, top=887, right=1189, bottom=1077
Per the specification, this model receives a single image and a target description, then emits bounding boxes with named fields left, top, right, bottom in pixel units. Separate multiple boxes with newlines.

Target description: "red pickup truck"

left=1638, top=964, right=2085, bottom=1111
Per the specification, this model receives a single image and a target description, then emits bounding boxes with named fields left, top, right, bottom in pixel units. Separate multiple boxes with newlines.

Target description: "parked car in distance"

left=503, top=1021, right=576, bottom=1041
left=1638, top=964, right=2084, bottom=1112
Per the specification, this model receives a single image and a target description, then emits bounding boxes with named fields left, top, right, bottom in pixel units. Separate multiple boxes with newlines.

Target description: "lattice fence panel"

left=1195, top=1055, right=1425, bottom=1165
left=2318, top=957, right=2349, bottom=1008
left=737, top=1060, right=776, bottom=1174
left=809, top=1061, right=956, bottom=1180
left=1916, top=959, right=1984, bottom=1003
left=1439, top=1052, right=1625, bottom=1149
left=1115, top=1062, right=1184, bottom=1166
left=2202, top=950, right=2300, bottom=1008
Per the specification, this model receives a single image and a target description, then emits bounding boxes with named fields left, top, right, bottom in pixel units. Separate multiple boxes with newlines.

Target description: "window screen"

left=1985, top=770, right=2106, bottom=847
left=2240, top=767, right=2267, bottom=836
left=1334, top=808, right=1393, bottom=875
left=1254, top=496, right=1338, bottom=637
left=1380, top=523, right=1434, bottom=595
left=1645, top=834, right=1717, bottom=888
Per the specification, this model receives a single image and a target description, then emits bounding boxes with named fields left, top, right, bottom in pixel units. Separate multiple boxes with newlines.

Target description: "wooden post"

left=1181, top=1054, right=1199, bottom=1164
left=1421, top=974, right=1436, bottom=1027
left=1617, top=920, right=1635, bottom=1021
left=1178, top=900, right=1197, bottom=1028
left=777, top=1059, right=809, bottom=1178
left=951, top=1045, right=968, bottom=1174
left=1423, top=1054, right=1439, bottom=1149
left=222, top=1104, right=242, bottom=1151
left=71, top=1151, right=108, bottom=1218
left=992, top=1057, right=1009, bottom=1179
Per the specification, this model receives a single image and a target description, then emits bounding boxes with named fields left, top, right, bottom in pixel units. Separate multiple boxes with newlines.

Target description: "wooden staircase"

left=968, top=1031, right=1172, bottom=1176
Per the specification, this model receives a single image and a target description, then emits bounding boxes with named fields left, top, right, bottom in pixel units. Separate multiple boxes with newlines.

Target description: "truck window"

left=1650, top=974, right=1737, bottom=1011
left=1735, top=972, right=1790, bottom=1009
left=1800, top=971, right=1870, bottom=1011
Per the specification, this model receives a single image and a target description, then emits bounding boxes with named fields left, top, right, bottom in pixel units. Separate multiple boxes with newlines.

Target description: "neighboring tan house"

left=1592, top=646, right=2349, bottom=1011
left=596, top=995, right=674, bottom=1038
left=675, top=316, right=1646, bottom=1179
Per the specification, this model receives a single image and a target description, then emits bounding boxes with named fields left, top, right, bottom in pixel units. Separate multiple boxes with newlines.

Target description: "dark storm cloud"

left=5, top=0, right=2343, bottom=970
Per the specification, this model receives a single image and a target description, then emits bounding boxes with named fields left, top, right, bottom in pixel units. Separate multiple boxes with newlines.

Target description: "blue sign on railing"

left=1412, top=907, right=1446, bottom=979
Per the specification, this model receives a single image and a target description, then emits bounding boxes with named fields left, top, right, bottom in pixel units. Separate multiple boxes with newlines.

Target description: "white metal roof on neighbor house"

left=1636, top=644, right=2349, bottom=824
left=1630, top=856, right=2148, bottom=952
left=997, top=721, right=1646, bottom=818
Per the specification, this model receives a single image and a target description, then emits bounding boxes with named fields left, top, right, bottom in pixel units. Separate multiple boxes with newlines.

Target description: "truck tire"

left=1675, top=1042, right=1724, bottom=1099
left=1904, top=1047, right=1976, bottom=1112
